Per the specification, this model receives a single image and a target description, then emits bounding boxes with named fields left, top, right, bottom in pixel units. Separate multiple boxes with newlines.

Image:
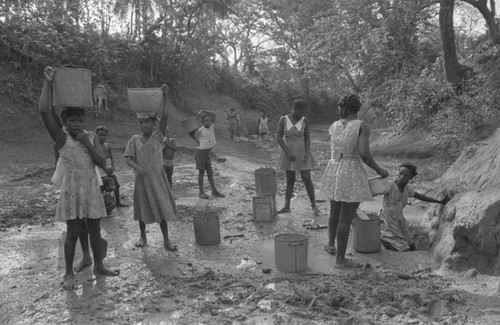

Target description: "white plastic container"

left=368, top=176, right=390, bottom=196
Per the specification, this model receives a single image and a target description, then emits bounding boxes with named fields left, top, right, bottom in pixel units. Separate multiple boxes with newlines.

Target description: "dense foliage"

left=0, top=0, right=499, bottom=147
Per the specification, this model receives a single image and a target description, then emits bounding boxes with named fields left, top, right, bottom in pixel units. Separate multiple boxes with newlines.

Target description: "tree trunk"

left=439, top=0, right=464, bottom=86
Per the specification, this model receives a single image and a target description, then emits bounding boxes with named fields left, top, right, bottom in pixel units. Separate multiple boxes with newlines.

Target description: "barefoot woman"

left=276, top=99, right=319, bottom=215
left=320, top=94, right=388, bottom=267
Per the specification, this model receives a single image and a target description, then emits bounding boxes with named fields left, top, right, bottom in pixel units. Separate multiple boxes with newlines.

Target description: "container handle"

left=289, top=242, right=303, bottom=247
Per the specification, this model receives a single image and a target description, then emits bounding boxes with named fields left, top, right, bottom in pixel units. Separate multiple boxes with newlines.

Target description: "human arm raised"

left=39, top=67, right=66, bottom=149
left=159, top=84, right=169, bottom=136
left=358, top=122, right=388, bottom=178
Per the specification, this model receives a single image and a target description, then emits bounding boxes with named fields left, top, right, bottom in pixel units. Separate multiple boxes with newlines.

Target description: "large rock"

left=429, top=129, right=500, bottom=274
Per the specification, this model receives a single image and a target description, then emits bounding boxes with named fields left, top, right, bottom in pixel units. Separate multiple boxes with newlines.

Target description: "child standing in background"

left=258, top=112, right=269, bottom=140
left=124, top=84, right=178, bottom=250
left=189, top=110, right=225, bottom=199
left=40, top=66, right=119, bottom=290
left=162, top=126, right=177, bottom=187
left=227, top=108, right=238, bottom=140
left=96, top=125, right=128, bottom=207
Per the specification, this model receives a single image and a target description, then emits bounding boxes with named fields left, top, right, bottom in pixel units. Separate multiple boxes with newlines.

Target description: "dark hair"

left=96, top=125, right=109, bottom=134
left=61, top=107, right=86, bottom=122
left=102, top=177, right=115, bottom=188
left=338, top=94, right=361, bottom=115
left=400, top=162, right=418, bottom=177
left=292, top=99, right=308, bottom=111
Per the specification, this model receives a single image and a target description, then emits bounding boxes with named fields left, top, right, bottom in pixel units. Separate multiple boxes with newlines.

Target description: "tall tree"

left=440, top=0, right=465, bottom=86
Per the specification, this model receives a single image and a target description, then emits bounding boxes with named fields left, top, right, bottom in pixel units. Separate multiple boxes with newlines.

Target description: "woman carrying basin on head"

left=320, top=94, right=388, bottom=268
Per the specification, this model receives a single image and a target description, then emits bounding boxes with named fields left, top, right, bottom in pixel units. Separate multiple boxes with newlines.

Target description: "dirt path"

left=1, top=126, right=500, bottom=324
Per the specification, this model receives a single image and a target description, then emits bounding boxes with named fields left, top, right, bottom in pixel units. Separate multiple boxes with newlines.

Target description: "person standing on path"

left=40, top=66, right=119, bottom=290
left=227, top=108, right=238, bottom=140
left=124, top=84, right=178, bottom=251
left=276, top=99, right=319, bottom=215
left=190, top=110, right=225, bottom=199
left=320, top=94, right=388, bottom=268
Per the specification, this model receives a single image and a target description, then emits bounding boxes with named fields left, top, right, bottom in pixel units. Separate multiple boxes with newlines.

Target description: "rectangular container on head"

left=127, top=88, right=164, bottom=113
left=53, top=67, right=93, bottom=108
left=252, top=195, right=276, bottom=222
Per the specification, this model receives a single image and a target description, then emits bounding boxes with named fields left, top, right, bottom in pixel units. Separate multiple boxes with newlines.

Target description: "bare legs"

left=63, top=219, right=118, bottom=290
left=198, top=164, right=224, bottom=198
left=74, top=220, right=108, bottom=272
left=278, top=170, right=317, bottom=213
left=135, top=220, right=178, bottom=251
left=328, top=200, right=360, bottom=266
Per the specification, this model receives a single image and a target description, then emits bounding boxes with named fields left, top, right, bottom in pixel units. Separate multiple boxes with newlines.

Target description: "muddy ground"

left=1, top=109, right=500, bottom=325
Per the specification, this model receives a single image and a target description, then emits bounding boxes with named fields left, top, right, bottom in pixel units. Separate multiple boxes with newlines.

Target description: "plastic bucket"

left=53, top=67, right=93, bottom=108
left=193, top=211, right=221, bottom=246
left=255, top=168, right=277, bottom=196
left=127, top=88, right=163, bottom=113
left=181, top=116, right=201, bottom=133
left=368, top=176, right=390, bottom=196
left=274, top=233, right=308, bottom=273
left=352, top=214, right=381, bottom=253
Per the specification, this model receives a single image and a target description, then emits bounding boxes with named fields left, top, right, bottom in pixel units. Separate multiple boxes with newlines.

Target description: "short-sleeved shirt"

left=195, top=125, right=216, bottom=149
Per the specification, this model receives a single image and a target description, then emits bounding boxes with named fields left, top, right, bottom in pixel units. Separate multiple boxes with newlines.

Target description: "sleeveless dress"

left=380, top=181, right=415, bottom=251
left=320, top=119, right=372, bottom=202
left=124, top=130, right=178, bottom=224
left=52, top=133, right=106, bottom=221
left=277, top=115, right=315, bottom=171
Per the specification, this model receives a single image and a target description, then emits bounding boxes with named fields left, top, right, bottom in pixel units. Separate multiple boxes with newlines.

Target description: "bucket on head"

left=181, top=116, right=201, bottom=133
left=254, top=168, right=277, bottom=197
left=352, top=213, right=381, bottom=253
left=193, top=211, right=221, bottom=246
left=53, top=67, right=93, bottom=108
left=274, top=233, right=308, bottom=273
left=127, top=88, right=164, bottom=113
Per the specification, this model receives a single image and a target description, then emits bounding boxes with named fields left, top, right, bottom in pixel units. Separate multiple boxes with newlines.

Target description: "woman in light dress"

left=320, top=94, right=388, bottom=267
left=276, top=99, right=319, bottom=215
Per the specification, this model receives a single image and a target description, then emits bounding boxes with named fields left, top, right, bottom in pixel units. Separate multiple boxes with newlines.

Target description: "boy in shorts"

left=189, top=110, right=225, bottom=199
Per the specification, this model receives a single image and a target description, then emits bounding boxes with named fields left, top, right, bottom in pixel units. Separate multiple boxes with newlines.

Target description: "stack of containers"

left=253, top=167, right=277, bottom=222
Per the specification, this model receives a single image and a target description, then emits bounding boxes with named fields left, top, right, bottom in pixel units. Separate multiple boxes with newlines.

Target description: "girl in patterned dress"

left=276, top=99, right=319, bottom=215
left=380, top=163, right=447, bottom=251
left=124, top=85, right=178, bottom=251
left=40, top=67, right=119, bottom=290
left=320, top=94, right=388, bottom=267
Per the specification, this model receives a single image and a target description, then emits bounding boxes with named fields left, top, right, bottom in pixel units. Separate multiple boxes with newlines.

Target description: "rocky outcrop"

left=428, top=129, right=500, bottom=274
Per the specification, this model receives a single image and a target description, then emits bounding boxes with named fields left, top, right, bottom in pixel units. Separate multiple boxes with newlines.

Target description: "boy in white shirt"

left=189, top=110, right=225, bottom=199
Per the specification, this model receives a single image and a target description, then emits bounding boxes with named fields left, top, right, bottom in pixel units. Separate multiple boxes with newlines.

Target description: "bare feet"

left=199, top=192, right=210, bottom=199
left=277, top=207, right=291, bottom=214
left=335, top=258, right=362, bottom=269
left=212, top=191, right=225, bottom=198
left=135, top=237, right=147, bottom=247
left=312, top=206, right=320, bottom=215
left=94, top=264, right=120, bottom=276
left=164, top=241, right=178, bottom=251
left=62, top=272, right=76, bottom=290
left=74, top=257, right=92, bottom=272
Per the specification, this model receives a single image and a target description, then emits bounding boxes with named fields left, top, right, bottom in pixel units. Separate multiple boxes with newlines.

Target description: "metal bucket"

left=127, top=88, right=163, bottom=113
left=193, top=211, right=221, bottom=246
left=352, top=215, right=381, bottom=253
left=53, top=67, right=93, bottom=108
left=254, top=168, right=277, bottom=197
left=274, top=233, right=308, bottom=273
left=181, top=116, right=201, bottom=133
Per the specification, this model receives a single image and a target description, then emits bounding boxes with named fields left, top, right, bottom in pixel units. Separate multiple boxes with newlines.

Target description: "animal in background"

left=93, top=84, right=109, bottom=116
